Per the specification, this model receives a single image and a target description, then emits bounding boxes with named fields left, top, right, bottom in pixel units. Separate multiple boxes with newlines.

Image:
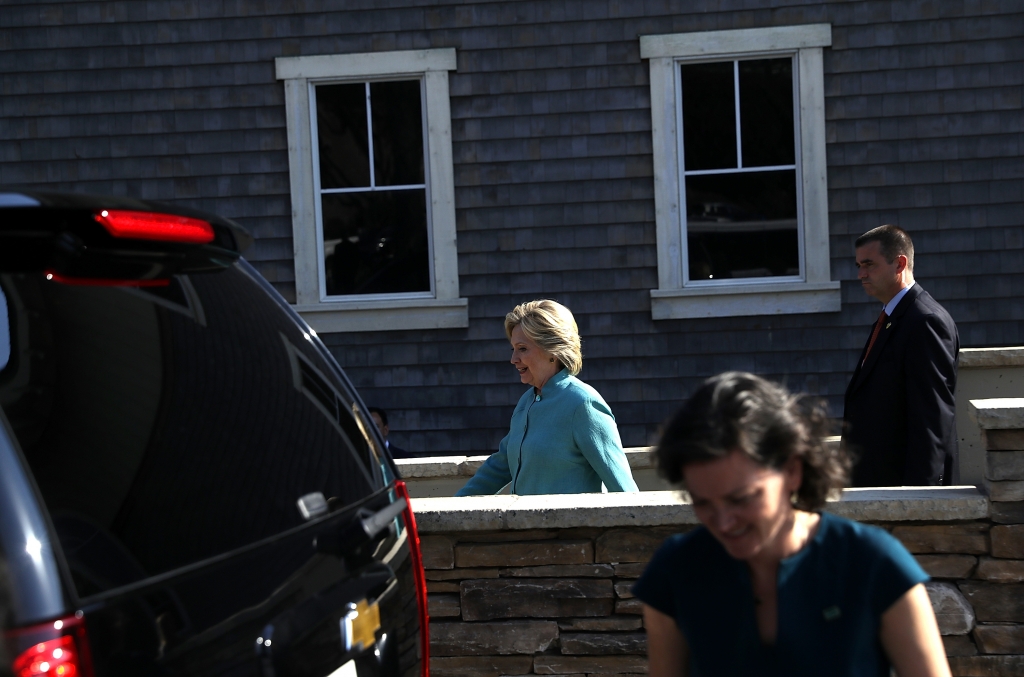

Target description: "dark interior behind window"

left=316, top=79, right=432, bottom=297
left=680, top=61, right=737, bottom=171
left=681, top=56, right=800, bottom=282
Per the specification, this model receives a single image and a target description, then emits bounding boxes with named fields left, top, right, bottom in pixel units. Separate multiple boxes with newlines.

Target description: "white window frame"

left=640, top=25, right=840, bottom=320
left=276, top=48, right=467, bottom=332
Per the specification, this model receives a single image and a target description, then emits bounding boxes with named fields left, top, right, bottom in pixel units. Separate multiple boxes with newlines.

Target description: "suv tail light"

left=94, top=209, right=215, bottom=244
left=7, top=614, right=94, bottom=677
left=394, top=481, right=429, bottom=677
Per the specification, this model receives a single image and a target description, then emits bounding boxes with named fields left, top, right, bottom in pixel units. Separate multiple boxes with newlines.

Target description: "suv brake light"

left=395, top=481, right=429, bottom=677
left=7, top=615, right=94, bottom=677
left=94, top=209, right=214, bottom=244
left=14, top=635, right=79, bottom=677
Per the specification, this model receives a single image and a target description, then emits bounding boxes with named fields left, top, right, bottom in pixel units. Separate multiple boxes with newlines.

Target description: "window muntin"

left=680, top=57, right=800, bottom=283
left=313, top=79, right=432, bottom=298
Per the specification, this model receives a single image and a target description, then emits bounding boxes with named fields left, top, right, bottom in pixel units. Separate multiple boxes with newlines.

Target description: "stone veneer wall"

left=407, top=397, right=1024, bottom=677
left=956, top=349, right=1024, bottom=486
left=959, top=398, right=1024, bottom=675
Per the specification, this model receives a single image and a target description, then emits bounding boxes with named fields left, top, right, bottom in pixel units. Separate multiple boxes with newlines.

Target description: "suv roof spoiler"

left=0, top=189, right=254, bottom=283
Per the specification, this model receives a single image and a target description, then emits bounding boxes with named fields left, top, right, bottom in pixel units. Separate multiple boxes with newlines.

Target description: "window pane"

left=316, top=83, right=371, bottom=189
left=322, top=189, right=430, bottom=295
left=685, top=170, right=799, bottom=280
left=0, top=268, right=379, bottom=593
left=739, top=58, right=795, bottom=167
left=680, top=61, right=736, bottom=171
left=370, top=80, right=425, bottom=186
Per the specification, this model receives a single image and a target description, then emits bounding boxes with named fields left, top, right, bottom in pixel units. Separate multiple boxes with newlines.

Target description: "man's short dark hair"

left=855, top=224, right=915, bottom=272
left=369, top=406, right=388, bottom=427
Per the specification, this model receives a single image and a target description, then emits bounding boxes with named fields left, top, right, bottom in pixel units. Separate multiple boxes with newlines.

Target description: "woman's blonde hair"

left=504, top=300, right=583, bottom=375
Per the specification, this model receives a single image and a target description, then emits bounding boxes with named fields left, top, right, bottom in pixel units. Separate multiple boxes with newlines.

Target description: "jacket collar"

left=536, top=368, right=572, bottom=398
left=848, top=285, right=924, bottom=395
left=887, top=282, right=922, bottom=320
left=883, top=280, right=915, bottom=316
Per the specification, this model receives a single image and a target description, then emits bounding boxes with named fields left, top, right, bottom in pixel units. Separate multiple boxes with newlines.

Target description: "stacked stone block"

left=425, top=525, right=1021, bottom=674
left=421, top=518, right=1023, bottom=676
left=423, top=527, right=680, bottom=676
left=933, top=398, right=1024, bottom=676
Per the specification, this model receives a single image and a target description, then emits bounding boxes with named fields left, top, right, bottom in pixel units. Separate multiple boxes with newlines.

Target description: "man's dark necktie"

left=861, top=309, right=888, bottom=367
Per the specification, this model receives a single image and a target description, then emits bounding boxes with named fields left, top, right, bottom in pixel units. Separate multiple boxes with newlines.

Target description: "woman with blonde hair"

left=457, top=300, right=637, bottom=495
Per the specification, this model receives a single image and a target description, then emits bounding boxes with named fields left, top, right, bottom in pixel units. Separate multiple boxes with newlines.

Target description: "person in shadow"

left=369, top=407, right=413, bottom=460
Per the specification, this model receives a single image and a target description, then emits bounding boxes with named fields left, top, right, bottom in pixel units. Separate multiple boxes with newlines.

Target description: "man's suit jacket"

left=386, top=442, right=413, bottom=460
left=843, top=284, right=959, bottom=487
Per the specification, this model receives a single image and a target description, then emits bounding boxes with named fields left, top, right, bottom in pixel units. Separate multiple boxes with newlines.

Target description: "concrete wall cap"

left=398, top=436, right=843, bottom=479
left=832, top=487, right=990, bottom=522
left=959, top=347, right=1024, bottom=369
left=395, top=456, right=467, bottom=477
left=968, top=399, right=1024, bottom=429
left=410, top=487, right=988, bottom=533
left=626, top=447, right=655, bottom=469
left=397, top=449, right=658, bottom=477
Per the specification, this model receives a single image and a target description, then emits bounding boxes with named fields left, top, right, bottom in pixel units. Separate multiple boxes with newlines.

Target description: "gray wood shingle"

left=1, top=0, right=1021, bottom=452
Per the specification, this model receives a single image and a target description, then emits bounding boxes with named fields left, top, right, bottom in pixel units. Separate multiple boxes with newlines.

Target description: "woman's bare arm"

left=880, top=583, right=952, bottom=677
left=643, top=603, right=689, bottom=677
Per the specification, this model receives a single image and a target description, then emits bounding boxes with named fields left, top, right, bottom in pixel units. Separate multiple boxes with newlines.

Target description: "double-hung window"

left=276, top=49, right=467, bottom=332
left=641, top=25, right=840, bottom=319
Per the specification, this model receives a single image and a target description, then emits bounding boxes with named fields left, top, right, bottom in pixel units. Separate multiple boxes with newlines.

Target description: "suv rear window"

left=0, top=265, right=382, bottom=597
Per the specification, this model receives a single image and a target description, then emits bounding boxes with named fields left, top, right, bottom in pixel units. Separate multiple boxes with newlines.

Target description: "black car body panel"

left=0, top=191, right=425, bottom=677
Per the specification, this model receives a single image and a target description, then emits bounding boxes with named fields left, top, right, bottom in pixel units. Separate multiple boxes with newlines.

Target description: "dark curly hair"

left=655, top=372, right=849, bottom=510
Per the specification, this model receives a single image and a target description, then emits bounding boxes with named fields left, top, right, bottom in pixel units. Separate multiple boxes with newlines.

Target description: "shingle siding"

left=1, top=1, right=1021, bottom=453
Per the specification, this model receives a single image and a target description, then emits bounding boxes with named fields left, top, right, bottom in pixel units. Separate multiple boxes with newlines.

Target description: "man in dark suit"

left=369, top=406, right=413, bottom=459
left=843, top=225, right=959, bottom=487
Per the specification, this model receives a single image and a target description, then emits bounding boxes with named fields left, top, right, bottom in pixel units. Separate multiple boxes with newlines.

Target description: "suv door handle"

left=315, top=498, right=407, bottom=558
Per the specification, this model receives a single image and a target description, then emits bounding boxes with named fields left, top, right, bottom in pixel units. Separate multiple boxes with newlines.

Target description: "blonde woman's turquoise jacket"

left=456, top=370, right=639, bottom=495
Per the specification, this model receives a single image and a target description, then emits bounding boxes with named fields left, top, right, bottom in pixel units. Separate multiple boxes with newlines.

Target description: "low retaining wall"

left=396, top=446, right=672, bottom=498
left=396, top=346, right=1024, bottom=496
left=398, top=439, right=840, bottom=498
left=957, top=348, right=1024, bottom=486
left=407, top=398, right=1024, bottom=677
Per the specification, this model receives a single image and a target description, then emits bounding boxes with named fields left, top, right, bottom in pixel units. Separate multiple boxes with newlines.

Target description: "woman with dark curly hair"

left=633, top=372, right=950, bottom=677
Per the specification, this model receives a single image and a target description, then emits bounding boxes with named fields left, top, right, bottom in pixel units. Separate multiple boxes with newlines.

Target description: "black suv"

left=0, top=191, right=429, bottom=676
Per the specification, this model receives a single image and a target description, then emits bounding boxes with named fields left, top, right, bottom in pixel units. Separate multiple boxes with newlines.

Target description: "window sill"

left=651, top=281, right=841, bottom=320
left=294, top=297, right=469, bottom=333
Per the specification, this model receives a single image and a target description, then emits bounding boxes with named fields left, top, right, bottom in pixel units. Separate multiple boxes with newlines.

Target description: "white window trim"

left=640, top=25, right=840, bottom=320
left=276, top=48, right=467, bottom=332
